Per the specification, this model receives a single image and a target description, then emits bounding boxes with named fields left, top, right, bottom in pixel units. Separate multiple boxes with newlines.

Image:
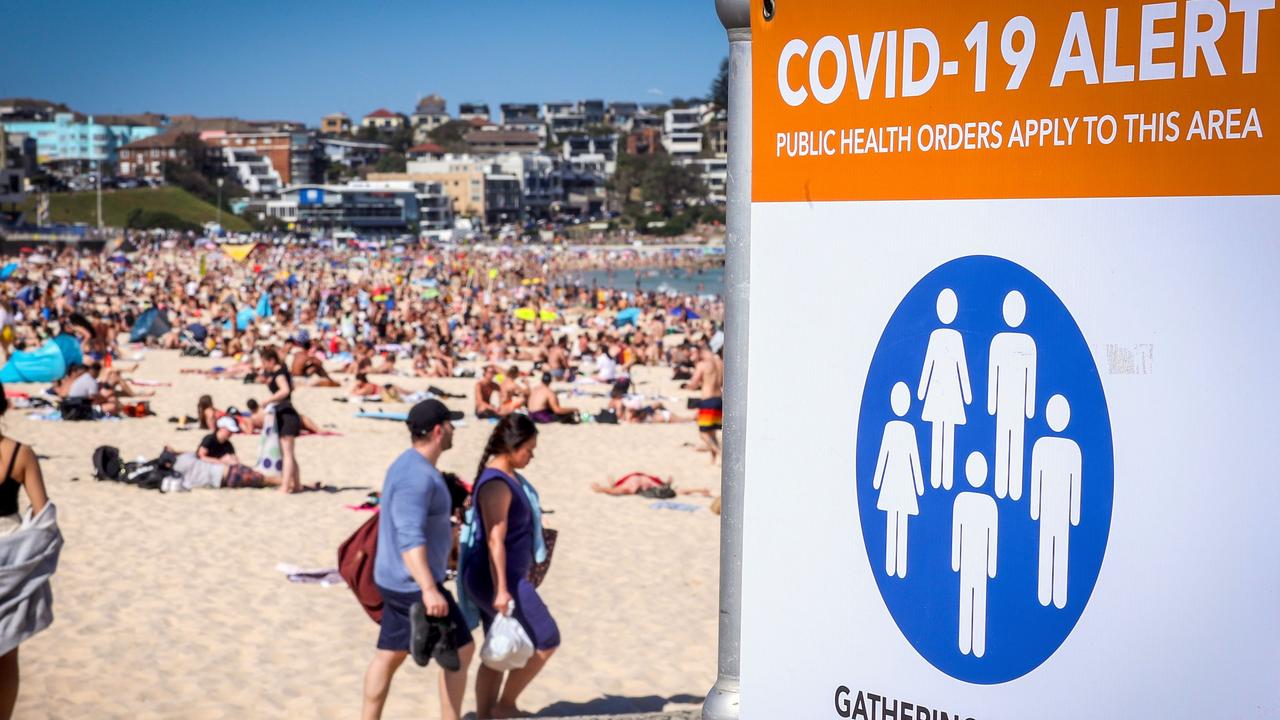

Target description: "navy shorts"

left=376, top=584, right=474, bottom=652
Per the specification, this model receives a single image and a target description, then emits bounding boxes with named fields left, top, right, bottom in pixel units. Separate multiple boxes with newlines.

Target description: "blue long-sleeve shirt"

left=373, top=449, right=452, bottom=594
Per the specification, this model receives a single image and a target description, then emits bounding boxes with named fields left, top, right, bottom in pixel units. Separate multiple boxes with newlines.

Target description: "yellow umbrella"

left=514, top=308, right=537, bottom=322
left=539, top=310, right=559, bottom=322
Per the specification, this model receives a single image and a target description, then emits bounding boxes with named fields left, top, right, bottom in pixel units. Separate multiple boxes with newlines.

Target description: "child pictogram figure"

left=952, top=451, right=998, bottom=658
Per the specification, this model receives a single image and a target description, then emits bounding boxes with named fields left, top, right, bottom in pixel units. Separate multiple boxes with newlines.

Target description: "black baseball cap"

left=407, top=399, right=463, bottom=436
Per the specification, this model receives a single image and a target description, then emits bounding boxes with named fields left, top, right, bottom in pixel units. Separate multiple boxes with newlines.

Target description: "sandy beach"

left=9, top=349, right=720, bottom=719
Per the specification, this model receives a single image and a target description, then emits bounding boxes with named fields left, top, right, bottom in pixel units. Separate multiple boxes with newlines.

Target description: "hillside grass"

left=20, top=187, right=252, bottom=232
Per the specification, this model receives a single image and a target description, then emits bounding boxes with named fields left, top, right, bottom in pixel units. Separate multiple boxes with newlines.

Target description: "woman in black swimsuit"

left=260, top=347, right=302, bottom=494
left=0, top=389, right=50, bottom=720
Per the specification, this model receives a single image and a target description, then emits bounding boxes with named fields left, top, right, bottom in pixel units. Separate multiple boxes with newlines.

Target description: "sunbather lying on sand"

left=590, top=472, right=711, bottom=497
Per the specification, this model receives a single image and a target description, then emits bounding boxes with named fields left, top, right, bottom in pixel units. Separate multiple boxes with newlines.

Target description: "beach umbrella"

left=513, top=307, right=537, bottom=322
left=422, top=288, right=440, bottom=300
left=0, top=263, right=16, bottom=280
left=539, top=309, right=559, bottom=322
left=669, top=306, right=701, bottom=321
left=27, top=254, right=49, bottom=265
left=255, top=293, right=272, bottom=318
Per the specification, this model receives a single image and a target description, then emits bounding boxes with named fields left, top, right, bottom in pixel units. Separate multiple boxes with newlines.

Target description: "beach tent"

left=222, top=244, right=259, bottom=263
left=0, top=334, right=83, bottom=383
left=130, top=308, right=172, bottom=342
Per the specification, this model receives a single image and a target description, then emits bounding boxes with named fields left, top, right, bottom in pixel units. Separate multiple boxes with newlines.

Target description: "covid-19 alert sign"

left=737, top=1, right=1280, bottom=718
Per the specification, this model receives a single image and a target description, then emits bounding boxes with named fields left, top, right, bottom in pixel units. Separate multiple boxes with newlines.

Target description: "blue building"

left=1, top=113, right=163, bottom=166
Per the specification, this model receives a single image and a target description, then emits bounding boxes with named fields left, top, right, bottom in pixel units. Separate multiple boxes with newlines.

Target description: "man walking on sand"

left=684, top=341, right=724, bottom=464
left=363, top=399, right=473, bottom=720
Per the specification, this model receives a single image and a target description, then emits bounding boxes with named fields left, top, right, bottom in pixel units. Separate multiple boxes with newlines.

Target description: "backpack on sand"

left=93, top=446, right=123, bottom=481
left=338, top=512, right=384, bottom=623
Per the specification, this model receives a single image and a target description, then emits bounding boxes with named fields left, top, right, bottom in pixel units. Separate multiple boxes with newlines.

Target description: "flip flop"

left=409, top=600, right=433, bottom=667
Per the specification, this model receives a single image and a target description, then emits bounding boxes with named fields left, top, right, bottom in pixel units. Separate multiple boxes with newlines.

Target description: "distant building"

left=664, top=108, right=702, bottom=135
left=662, top=108, right=704, bottom=158
left=270, top=181, right=424, bottom=232
left=321, top=113, right=352, bottom=135
left=376, top=158, right=488, bottom=219
left=542, top=102, right=585, bottom=143
left=317, top=138, right=389, bottom=171
left=499, top=103, right=540, bottom=125
left=464, top=130, right=540, bottom=155
left=706, top=120, right=728, bottom=156
left=581, top=99, right=605, bottom=125
left=607, top=102, right=640, bottom=130
left=626, top=127, right=663, bottom=156
left=688, top=156, right=727, bottom=204
left=562, top=134, right=617, bottom=163
left=205, top=131, right=316, bottom=193
left=491, top=153, right=561, bottom=220
left=406, top=143, right=447, bottom=161
left=0, top=98, right=74, bottom=123
left=117, top=131, right=211, bottom=179
left=457, top=103, right=490, bottom=122
left=375, top=153, right=526, bottom=225
left=361, top=108, right=406, bottom=130
left=502, top=121, right=548, bottom=144
left=411, top=95, right=451, bottom=135
left=0, top=127, right=25, bottom=210
left=1, top=112, right=162, bottom=166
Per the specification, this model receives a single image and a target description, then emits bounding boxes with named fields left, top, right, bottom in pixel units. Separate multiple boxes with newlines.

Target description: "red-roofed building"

left=406, top=143, right=446, bottom=160
left=361, top=108, right=405, bottom=130
left=118, top=131, right=212, bottom=179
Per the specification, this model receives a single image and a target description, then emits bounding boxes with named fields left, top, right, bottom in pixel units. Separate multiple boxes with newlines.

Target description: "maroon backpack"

left=338, top=512, right=384, bottom=623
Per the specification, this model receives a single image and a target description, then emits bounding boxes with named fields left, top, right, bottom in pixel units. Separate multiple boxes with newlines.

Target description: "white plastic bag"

left=480, top=600, right=534, bottom=671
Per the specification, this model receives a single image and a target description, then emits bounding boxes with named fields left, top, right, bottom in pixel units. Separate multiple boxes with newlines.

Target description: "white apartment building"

left=664, top=108, right=702, bottom=134
left=688, top=156, right=728, bottom=204
left=222, top=146, right=281, bottom=195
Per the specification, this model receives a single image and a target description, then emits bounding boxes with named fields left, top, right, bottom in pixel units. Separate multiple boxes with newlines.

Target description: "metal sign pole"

left=703, top=1, right=749, bottom=719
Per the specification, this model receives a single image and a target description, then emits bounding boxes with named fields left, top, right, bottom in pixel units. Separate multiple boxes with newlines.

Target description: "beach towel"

left=355, top=410, right=409, bottom=422
left=255, top=404, right=284, bottom=476
left=647, top=501, right=700, bottom=512
left=275, top=563, right=345, bottom=587
left=0, top=502, right=63, bottom=656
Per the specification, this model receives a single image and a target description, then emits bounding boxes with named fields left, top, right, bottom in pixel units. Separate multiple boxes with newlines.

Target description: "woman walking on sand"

left=0, top=386, right=59, bottom=720
left=462, top=415, right=559, bottom=719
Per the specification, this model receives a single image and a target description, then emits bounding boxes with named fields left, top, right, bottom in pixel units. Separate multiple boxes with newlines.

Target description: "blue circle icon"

left=855, top=256, right=1113, bottom=684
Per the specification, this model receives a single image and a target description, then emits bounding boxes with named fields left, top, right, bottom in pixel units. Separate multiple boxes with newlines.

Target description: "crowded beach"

left=1, top=232, right=725, bottom=719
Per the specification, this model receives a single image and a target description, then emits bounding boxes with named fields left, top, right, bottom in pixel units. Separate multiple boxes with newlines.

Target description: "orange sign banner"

left=752, top=0, right=1278, bottom=201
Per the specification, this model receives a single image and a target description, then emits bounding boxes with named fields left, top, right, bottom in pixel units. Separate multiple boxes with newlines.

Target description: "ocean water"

left=568, top=266, right=724, bottom=296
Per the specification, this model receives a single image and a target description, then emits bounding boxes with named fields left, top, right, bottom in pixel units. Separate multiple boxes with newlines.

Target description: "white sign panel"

left=740, top=1, right=1280, bottom=717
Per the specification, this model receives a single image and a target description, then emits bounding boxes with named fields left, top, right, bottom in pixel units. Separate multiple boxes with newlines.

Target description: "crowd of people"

left=0, top=234, right=727, bottom=719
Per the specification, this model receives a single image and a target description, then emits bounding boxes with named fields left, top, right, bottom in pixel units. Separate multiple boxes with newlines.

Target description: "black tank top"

left=0, top=442, right=22, bottom=517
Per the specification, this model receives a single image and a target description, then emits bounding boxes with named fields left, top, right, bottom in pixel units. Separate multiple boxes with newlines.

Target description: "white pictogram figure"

left=872, top=382, right=925, bottom=579
left=952, top=451, right=998, bottom=658
left=987, top=290, right=1037, bottom=501
left=918, top=288, right=972, bottom=490
left=1030, top=394, right=1082, bottom=609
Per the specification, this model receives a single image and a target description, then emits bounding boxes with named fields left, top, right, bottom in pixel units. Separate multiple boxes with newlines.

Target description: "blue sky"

left=1, top=0, right=725, bottom=122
